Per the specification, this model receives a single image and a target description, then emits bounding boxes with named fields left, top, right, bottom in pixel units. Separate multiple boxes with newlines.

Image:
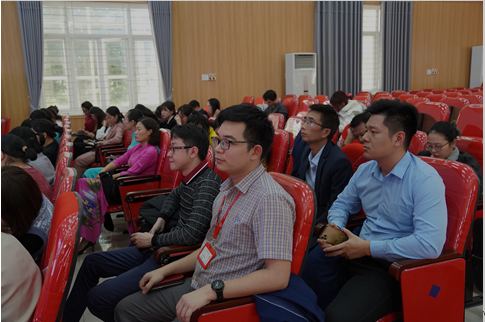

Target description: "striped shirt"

left=192, top=164, right=295, bottom=289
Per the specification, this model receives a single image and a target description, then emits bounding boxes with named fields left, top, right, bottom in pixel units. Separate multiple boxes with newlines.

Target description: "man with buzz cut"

left=62, top=123, right=222, bottom=322
left=263, top=89, right=288, bottom=122
left=303, top=99, right=447, bottom=322
left=114, top=104, right=295, bottom=322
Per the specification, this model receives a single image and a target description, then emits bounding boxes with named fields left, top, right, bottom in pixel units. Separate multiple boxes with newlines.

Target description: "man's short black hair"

left=263, top=90, right=277, bottom=101
left=218, top=104, right=274, bottom=160
left=365, top=99, right=418, bottom=150
left=171, top=123, right=209, bottom=161
left=189, top=100, right=200, bottom=108
left=308, top=104, right=340, bottom=141
left=349, top=112, right=371, bottom=128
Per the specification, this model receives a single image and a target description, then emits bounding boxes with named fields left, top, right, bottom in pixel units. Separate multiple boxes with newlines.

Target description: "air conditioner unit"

left=285, top=53, right=317, bottom=97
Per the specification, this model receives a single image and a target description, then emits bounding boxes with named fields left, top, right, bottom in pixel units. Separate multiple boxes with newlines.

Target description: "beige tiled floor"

left=73, top=214, right=483, bottom=322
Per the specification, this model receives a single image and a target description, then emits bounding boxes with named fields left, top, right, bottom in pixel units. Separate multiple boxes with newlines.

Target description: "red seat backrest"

left=453, top=87, right=466, bottom=90
left=354, top=97, right=371, bottom=106
left=408, top=131, right=427, bottom=155
left=457, top=90, right=472, bottom=95
left=123, top=130, right=132, bottom=148
left=440, top=97, right=470, bottom=111
left=268, top=113, right=285, bottom=130
left=284, top=116, right=302, bottom=139
left=155, top=129, right=172, bottom=176
left=299, top=99, right=319, bottom=113
left=456, top=104, right=483, bottom=138
left=341, top=143, right=364, bottom=171
left=415, top=102, right=450, bottom=122
left=34, top=192, right=81, bottom=322
left=205, top=146, right=215, bottom=169
left=431, top=90, right=444, bottom=94
left=254, top=97, right=264, bottom=106
left=373, top=93, right=393, bottom=101
left=51, top=167, right=77, bottom=206
left=444, top=88, right=457, bottom=92
left=282, top=97, right=299, bottom=118
left=426, top=94, right=447, bottom=102
left=242, top=96, right=254, bottom=105
left=398, top=94, right=418, bottom=101
left=298, top=95, right=312, bottom=102
left=315, top=95, right=330, bottom=104
left=269, top=172, right=316, bottom=275
left=409, top=90, right=420, bottom=94
left=444, top=92, right=462, bottom=98
left=283, top=94, right=297, bottom=101
left=406, top=97, right=430, bottom=106
left=393, top=91, right=409, bottom=99
left=418, top=157, right=478, bottom=255
left=267, top=129, right=289, bottom=173
left=455, top=136, right=483, bottom=175
left=461, top=94, right=483, bottom=104
left=52, top=152, right=73, bottom=203
left=416, top=91, right=432, bottom=98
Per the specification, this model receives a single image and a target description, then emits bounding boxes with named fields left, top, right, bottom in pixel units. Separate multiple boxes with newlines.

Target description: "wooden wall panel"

left=1, top=2, right=31, bottom=128
left=172, top=1, right=314, bottom=109
left=410, top=1, right=483, bottom=90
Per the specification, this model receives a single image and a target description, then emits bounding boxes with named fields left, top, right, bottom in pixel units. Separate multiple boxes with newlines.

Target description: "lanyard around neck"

left=213, top=191, right=242, bottom=239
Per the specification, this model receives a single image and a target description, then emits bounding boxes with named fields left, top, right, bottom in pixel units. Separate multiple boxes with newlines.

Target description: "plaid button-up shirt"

left=191, top=164, right=295, bottom=289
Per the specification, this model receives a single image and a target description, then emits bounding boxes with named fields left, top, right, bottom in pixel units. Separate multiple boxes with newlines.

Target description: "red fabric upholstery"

left=282, top=97, right=299, bottom=118
left=51, top=167, right=77, bottom=206
left=283, top=94, right=297, bottom=101
left=460, top=94, right=483, bottom=104
left=397, top=94, right=418, bottom=101
left=315, top=95, right=330, bottom=104
left=298, top=99, right=319, bottom=114
left=267, top=129, right=289, bottom=173
left=284, top=117, right=302, bottom=139
left=440, top=97, right=470, bottom=111
left=378, top=157, right=479, bottom=322
left=416, top=91, right=432, bottom=98
left=34, top=192, right=82, bottom=322
left=190, top=173, right=317, bottom=321
left=422, top=88, right=434, bottom=92
left=391, top=90, right=407, bottom=98
left=453, top=87, right=466, bottom=90
left=2, top=116, right=10, bottom=134
left=354, top=96, right=371, bottom=106
left=242, top=96, right=254, bottom=105
left=431, top=89, right=445, bottom=94
left=408, top=131, right=427, bottom=155
left=52, top=152, right=73, bottom=204
left=444, top=88, right=457, bottom=92
left=298, top=94, right=312, bottom=102
left=373, top=93, right=393, bottom=101
left=341, top=143, right=364, bottom=170
left=455, top=136, right=483, bottom=175
left=425, top=94, right=447, bottom=102
left=409, top=90, right=420, bottom=94
left=268, top=113, right=285, bottom=130
left=254, top=97, right=264, bottom=106
left=456, top=104, right=483, bottom=137
left=444, top=92, right=462, bottom=98
left=415, top=101, right=450, bottom=122
left=405, top=97, right=430, bottom=106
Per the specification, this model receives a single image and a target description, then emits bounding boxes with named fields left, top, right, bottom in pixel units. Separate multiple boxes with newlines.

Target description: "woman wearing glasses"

left=417, top=121, right=482, bottom=197
left=75, top=117, right=160, bottom=255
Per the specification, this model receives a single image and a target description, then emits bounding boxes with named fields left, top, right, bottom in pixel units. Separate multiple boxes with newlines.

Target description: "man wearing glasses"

left=62, top=124, right=222, bottom=322
left=115, top=104, right=296, bottom=322
left=292, top=104, right=353, bottom=224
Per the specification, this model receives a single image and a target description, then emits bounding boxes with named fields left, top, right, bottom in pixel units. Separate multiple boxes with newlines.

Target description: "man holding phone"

left=303, top=99, right=447, bottom=322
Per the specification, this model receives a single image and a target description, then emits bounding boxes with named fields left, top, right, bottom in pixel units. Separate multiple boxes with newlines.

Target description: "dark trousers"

left=63, top=246, right=160, bottom=322
left=302, top=246, right=399, bottom=322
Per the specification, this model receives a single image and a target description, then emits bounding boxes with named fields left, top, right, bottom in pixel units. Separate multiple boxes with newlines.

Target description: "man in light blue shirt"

left=303, top=99, right=447, bottom=322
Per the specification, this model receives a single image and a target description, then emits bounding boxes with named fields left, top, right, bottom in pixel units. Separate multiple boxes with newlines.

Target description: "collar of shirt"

left=183, top=160, right=209, bottom=184
left=371, top=151, right=412, bottom=181
left=308, top=143, right=325, bottom=166
left=220, top=163, right=266, bottom=195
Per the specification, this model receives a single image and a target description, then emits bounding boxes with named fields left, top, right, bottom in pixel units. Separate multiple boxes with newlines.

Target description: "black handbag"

left=99, top=172, right=122, bottom=204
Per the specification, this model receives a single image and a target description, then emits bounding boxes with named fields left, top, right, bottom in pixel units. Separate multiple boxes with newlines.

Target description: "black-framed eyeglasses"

left=301, top=118, right=325, bottom=129
left=425, top=141, right=451, bottom=152
left=168, top=145, right=194, bottom=153
left=211, top=137, right=253, bottom=150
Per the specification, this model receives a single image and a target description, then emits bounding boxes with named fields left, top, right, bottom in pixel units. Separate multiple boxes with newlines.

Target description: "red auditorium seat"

left=267, top=129, right=290, bottom=173
left=457, top=90, right=472, bottom=95
left=298, top=94, right=312, bottom=102
left=398, top=94, right=418, bottom=101
left=426, top=94, right=447, bottom=102
left=282, top=97, right=299, bottom=118
left=2, top=116, right=11, bottom=134
left=52, top=152, right=73, bottom=204
left=283, top=94, right=296, bottom=101
left=315, top=95, right=330, bottom=104
left=444, top=92, right=462, bottom=98
left=376, top=157, right=479, bottom=322
left=416, top=91, right=432, bottom=98
left=461, top=94, right=483, bottom=104
left=284, top=116, right=303, bottom=139
left=409, top=90, right=420, bottom=94
left=415, top=101, right=450, bottom=129
left=268, top=113, right=285, bottom=130
left=431, top=89, right=445, bottom=94
left=298, top=99, right=319, bottom=114
left=456, top=104, right=483, bottom=138
left=393, top=91, right=409, bottom=99
left=373, top=93, right=393, bottom=101
left=408, top=130, right=427, bottom=155
left=341, top=143, right=364, bottom=172
left=242, top=96, right=255, bottom=104
left=455, top=136, right=483, bottom=175
left=440, top=97, right=470, bottom=122
left=254, top=97, right=264, bottom=106
left=152, top=172, right=316, bottom=322
left=405, top=97, right=430, bottom=106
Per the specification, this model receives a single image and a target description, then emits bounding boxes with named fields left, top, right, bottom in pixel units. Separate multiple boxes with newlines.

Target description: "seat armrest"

left=388, top=249, right=462, bottom=281
left=116, top=174, right=161, bottom=187
left=125, top=188, right=173, bottom=203
left=97, top=142, right=124, bottom=149
left=102, top=148, right=127, bottom=156
left=190, top=297, right=256, bottom=322
left=154, top=243, right=202, bottom=266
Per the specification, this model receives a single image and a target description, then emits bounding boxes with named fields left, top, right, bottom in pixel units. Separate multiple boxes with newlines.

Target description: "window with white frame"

left=362, top=5, right=382, bottom=94
left=41, top=2, right=163, bottom=114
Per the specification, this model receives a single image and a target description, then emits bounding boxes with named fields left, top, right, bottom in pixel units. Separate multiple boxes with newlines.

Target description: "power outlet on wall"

left=431, top=69, right=438, bottom=75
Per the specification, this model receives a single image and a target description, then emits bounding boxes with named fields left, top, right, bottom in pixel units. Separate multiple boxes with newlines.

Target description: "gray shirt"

left=29, top=153, right=56, bottom=188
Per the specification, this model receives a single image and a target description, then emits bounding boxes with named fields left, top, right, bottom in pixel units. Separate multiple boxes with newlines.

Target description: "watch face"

left=212, top=280, right=224, bottom=290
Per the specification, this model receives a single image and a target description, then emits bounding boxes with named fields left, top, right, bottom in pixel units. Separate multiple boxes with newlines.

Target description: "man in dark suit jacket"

left=291, top=104, right=353, bottom=224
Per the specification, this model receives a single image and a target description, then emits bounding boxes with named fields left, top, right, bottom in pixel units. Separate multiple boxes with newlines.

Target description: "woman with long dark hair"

left=31, top=118, right=59, bottom=167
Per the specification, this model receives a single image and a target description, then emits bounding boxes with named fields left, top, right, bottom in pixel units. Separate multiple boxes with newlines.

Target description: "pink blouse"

left=113, top=144, right=159, bottom=177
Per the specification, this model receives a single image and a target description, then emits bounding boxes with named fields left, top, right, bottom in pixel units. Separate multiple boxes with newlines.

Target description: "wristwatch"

left=211, top=280, right=224, bottom=301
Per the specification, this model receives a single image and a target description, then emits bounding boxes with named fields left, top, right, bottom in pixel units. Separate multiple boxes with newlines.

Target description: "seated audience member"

left=75, top=117, right=160, bottom=255
left=82, top=108, right=143, bottom=179
left=417, top=121, right=482, bottom=197
left=1, top=134, right=52, bottom=199
left=337, top=112, right=370, bottom=147
left=135, top=104, right=159, bottom=122
left=32, top=118, right=60, bottom=166
left=302, top=99, right=447, bottom=321
left=175, top=104, right=194, bottom=125
left=74, top=106, right=125, bottom=180
left=292, top=104, right=353, bottom=224
left=1, top=232, right=42, bottom=322
left=29, top=109, right=64, bottom=144
left=47, top=105, right=63, bottom=126
left=114, top=104, right=295, bottom=322
left=156, top=101, right=177, bottom=130
left=189, top=99, right=209, bottom=118
left=207, top=98, right=221, bottom=118
left=62, top=124, right=222, bottom=322
left=330, top=90, right=365, bottom=133
left=2, top=166, right=53, bottom=261
left=73, top=106, right=107, bottom=159
left=79, top=101, right=96, bottom=133
left=9, top=126, right=55, bottom=188
left=263, top=89, right=288, bottom=122
left=187, top=111, right=217, bottom=148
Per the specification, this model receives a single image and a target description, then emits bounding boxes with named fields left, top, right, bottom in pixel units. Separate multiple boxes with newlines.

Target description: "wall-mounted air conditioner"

left=285, top=53, right=317, bottom=97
